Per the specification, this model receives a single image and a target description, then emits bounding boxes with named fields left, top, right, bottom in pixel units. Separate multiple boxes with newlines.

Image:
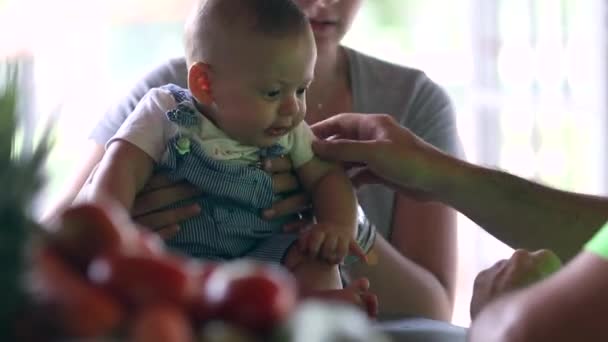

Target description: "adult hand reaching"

left=311, top=113, right=446, bottom=200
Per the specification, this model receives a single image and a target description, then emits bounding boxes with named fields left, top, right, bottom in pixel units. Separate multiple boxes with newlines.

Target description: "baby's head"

left=184, top=0, right=316, bottom=147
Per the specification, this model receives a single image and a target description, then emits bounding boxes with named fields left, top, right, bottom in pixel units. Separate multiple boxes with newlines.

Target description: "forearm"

left=87, top=142, right=153, bottom=211
left=427, top=153, right=608, bottom=260
left=311, top=167, right=358, bottom=232
left=390, top=197, right=457, bottom=314
left=88, top=162, right=137, bottom=210
left=347, top=235, right=452, bottom=321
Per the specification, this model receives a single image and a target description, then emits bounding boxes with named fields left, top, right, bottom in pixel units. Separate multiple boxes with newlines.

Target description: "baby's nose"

left=278, top=96, right=301, bottom=117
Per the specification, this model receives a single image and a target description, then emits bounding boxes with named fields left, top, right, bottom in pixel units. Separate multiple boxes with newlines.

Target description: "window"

left=345, top=0, right=606, bottom=325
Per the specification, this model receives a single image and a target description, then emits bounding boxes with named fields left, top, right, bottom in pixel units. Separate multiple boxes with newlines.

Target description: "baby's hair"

left=184, top=0, right=309, bottom=66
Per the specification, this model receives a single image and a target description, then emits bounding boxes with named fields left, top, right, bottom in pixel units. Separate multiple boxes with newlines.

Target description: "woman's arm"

left=347, top=199, right=457, bottom=321
left=354, top=77, right=459, bottom=320
left=394, top=197, right=457, bottom=314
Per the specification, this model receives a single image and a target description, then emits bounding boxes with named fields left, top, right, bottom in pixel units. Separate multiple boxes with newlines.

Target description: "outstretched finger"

left=307, top=230, right=326, bottom=258
left=155, top=224, right=180, bottom=240
left=348, top=240, right=369, bottom=264
left=272, top=172, right=300, bottom=194
left=321, top=235, right=338, bottom=262
left=335, top=239, right=350, bottom=263
left=362, top=292, right=379, bottom=319
left=312, top=139, right=377, bottom=164
left=298, top=230, right=312, bottom=254
left=140, top=172, right=173, bottom=193
left=263, top=193, right=310, bottom=219
left=311, top=113, right=361, bottom=139
left=132, top=184, right=202, bottom=217
left=262, top=155, right=293, bottom=173
left=283, top=218, right=312, bottom=233
left=134, top=203, right=200, bottom=230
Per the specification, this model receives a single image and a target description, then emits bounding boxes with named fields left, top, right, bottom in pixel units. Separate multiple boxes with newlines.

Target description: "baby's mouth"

left=265, top=126, right=290, bottom=137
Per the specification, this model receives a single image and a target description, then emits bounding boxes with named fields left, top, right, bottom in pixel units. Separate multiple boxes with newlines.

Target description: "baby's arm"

left=84, top=87, right=175, bottom=215
left=297, top=158, right=363, bottom=263
left=87, top=140, right=155, bottom=212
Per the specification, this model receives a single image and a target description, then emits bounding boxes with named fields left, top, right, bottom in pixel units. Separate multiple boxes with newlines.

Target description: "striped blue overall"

left=158, top=84, right=298, bottom=263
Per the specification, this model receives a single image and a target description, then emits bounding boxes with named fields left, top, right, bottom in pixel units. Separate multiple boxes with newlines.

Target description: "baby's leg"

left=305, top=278, right=379, bottom=319
left=284, top=247, right=378, bottom=318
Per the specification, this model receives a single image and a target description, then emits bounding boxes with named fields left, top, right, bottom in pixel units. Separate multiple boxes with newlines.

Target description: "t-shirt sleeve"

left=288, top=121, right=315, bottom=168
left=89, top=57, right=188, bottom=145
left=405, top=74, right=465, bottom=159
left=107, top=88, right=178, bottom=163
left=347, top=48, right=465, bottom=238
left=585, top=222, right=608, bottom=259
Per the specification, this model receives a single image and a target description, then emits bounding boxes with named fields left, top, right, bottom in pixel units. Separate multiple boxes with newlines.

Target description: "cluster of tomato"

left=21, top=204, right=297, bottom=341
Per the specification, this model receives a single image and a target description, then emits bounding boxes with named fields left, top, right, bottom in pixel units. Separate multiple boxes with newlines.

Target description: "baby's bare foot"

left=302, top=278, right=378, bottom=318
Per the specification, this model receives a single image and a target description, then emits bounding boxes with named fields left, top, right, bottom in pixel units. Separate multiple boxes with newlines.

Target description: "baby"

left=87, top=0, right=375, bottom=313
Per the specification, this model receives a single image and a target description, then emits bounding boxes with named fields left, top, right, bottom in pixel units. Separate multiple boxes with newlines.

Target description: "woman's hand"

left=261, top=156, right=312, bottom=220
left=470, top=249, right=562, bottom=319
left=131, top=172, right=203, bottom=239
left=133, top=156, right=313, bottom=239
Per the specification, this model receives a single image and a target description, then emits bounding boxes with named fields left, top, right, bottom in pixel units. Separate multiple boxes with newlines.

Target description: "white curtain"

left=455, top=0, right=607, bottom=325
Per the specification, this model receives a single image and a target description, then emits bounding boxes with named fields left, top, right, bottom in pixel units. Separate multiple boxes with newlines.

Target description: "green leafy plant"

left=0, top=59, right=51, bottom=338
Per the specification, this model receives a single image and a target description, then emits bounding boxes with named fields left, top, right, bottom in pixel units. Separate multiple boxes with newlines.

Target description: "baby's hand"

left=298, top=223, right=367, bottom=264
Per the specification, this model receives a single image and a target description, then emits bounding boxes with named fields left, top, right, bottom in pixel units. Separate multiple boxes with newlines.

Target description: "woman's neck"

left=314, top=46, right=342, bottom=82
left=307, top=45, right=352, bottom=124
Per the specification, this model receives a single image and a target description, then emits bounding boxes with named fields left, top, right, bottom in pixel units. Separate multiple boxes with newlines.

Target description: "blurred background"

left=1, top=0, right=606, bottom=326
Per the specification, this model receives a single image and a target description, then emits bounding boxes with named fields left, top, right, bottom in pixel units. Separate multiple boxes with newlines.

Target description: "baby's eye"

left=264, top=89, right=281, bottom=100
left=296, top=87, right=307, bottom=96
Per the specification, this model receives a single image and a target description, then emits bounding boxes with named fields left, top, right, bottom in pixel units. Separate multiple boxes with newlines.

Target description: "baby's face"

left=209, top=29, right=316, bottom=147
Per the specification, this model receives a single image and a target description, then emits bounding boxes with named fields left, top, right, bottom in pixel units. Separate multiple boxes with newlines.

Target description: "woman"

left=45, top=0, right=463, bottom=320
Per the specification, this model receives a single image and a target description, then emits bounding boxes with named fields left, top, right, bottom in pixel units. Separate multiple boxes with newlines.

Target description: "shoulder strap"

left=160, top=84, right=200, bottom=127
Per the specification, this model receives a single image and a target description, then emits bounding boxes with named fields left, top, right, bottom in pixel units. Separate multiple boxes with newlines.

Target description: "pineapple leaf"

left=0, top=58, right=51, bottom=338
left=0, top=62, right=17, bottom=163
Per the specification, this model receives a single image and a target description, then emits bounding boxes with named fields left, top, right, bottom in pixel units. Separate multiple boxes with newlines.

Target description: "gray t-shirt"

left=91, top=47, right=463, bottom=238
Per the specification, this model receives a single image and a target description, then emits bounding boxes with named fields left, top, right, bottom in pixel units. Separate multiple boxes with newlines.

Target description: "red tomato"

left=184, top=261, right=219, bottom=322
left=31, top=245, right=124, bottom=337
left=46, top=204, right=168, bottom=270
left=87, top=253, right=191, bottom=307
left=133, top=229, right=166, bottom=256
left=203, top=262, right=297, bottom=333
left=46, top=204, right=125, bottom=269
left=130, top=304, right=193, bottom=342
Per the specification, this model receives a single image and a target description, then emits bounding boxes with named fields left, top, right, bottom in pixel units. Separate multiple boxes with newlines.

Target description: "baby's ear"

left=188, top=62, right=213, bottom=105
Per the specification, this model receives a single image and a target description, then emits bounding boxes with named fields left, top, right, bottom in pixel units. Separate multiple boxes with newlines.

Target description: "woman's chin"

left=311, top=28, right=343, bottom=48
